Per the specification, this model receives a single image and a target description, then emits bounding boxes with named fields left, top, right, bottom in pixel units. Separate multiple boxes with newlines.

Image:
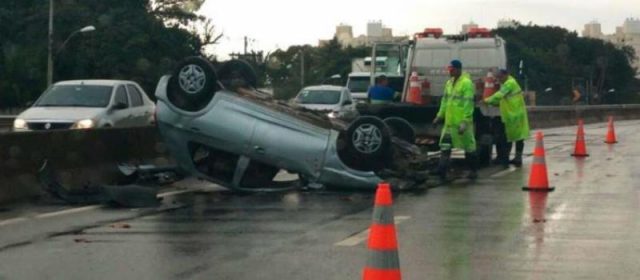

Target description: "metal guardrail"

left=527, top=104, right=640, bottom=112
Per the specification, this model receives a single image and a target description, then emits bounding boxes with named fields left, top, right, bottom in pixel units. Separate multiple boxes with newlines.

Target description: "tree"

left=264, top=38, right=370, bottom=100
left=0, top=0, right=220, bottom=108
left=495, top=24, right=638, bottom=105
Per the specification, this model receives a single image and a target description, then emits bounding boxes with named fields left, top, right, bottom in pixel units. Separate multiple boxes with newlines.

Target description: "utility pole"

left=244, top=36, right=248, bottom=55
left=300, top=50, right=305, bottom=88
left=47, top=0, right=54, bottom=86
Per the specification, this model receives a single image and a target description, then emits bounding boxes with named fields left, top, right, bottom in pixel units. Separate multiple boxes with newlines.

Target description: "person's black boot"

left=510, top=153, right=523, bottom=167
left=466, top=152, right=479, bottom=180
left=434, top=149, right=451, bottom=182
left=510, top=140, right=525, bottom=168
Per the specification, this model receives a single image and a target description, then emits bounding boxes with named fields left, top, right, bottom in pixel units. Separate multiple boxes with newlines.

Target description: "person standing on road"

left=483, top=69, right=530, bottom=167
left=367, top=75, right=399, bottom=104
left=432, top=60, right=478, bottom=180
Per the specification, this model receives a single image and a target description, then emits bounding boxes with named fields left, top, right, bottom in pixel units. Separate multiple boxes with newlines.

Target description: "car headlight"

left=327, top=111, right=339, bottom=119
left=72, top=119, right=95, bottom=129
left=13, top=119, right=27, bottom=130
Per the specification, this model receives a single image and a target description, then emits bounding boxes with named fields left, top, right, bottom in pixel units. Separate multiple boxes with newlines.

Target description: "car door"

left=341, top=88, right=358, bottom=119
left=126, top=84, right=151, bottom=126
left=250, top=109, right=330, bottom=176
left=111, top=85, right=132, bottom=127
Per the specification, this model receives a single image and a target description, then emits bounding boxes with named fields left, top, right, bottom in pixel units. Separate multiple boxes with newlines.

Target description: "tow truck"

left=355, top=27, right=507, bottom=165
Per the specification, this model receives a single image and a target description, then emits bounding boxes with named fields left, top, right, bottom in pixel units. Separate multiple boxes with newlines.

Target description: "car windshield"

left=347, top=77, right=371, bottom=93
left=35, top=85, right=113, bottom=108
left=296, top=90, right=341, bottom=104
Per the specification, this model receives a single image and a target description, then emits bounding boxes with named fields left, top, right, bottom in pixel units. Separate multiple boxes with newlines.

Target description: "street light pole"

left=47, top=0, right=54, bottom=87
left=300, top=50, right=305, bottom=88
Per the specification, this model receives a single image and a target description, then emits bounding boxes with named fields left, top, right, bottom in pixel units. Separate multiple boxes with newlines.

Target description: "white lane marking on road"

left=0, top=189, right=203, bottom=227
left=0, top=217, right=28, bottom=226
left=549, top=202, right=568, bottom=221
left=334, top=216, right=411, bottom=247
left=491, top=167, right=517, bottom=178
left=36, top=205, right=102, bottom=219
left=158, top=189, right=198, bottom=198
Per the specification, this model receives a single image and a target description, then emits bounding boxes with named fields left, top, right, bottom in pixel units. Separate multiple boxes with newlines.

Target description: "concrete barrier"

left=0, top=116, right=15, bottom=132
left=527, top=105, right=640, bottom=129
left=0, top=126, right=171, bottom=204
left=1, top=105, right=640, bottom=204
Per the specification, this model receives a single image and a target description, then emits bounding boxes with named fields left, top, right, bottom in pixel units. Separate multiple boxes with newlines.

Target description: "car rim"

left=178, top=64, right=207, bottom=94
left=352, top=124, right=382, bottom=154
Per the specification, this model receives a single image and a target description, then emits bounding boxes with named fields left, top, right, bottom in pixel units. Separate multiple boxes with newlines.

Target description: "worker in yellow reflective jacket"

left=432, top=60, right=478, bottom=180
left=484, top=69, right=530, bottom=167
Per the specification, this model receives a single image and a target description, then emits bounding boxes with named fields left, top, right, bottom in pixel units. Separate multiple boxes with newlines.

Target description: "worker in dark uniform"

left=367, top=75, right=399, bottom=104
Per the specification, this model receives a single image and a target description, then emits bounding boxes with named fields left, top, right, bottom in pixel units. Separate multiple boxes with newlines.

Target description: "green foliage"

left=0, top=0, right=216, bottom=108
left=265, top=38, right=369, bottom=100
left=495, top=24, right=638, bottom=105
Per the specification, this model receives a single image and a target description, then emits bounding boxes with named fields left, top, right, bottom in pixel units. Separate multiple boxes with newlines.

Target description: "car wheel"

left=338, top=116, right=391, bottom=172
left=167, top=56, right=220, bottom=112
left=217, top=59, right=258, bottom=90
left=383, top=117, right=415, bottom=143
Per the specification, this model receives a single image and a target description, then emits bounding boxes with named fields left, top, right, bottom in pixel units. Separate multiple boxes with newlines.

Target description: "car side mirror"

left=343, top=100, right=353, bottom=106
left=112, top=102, right=127, bottom=110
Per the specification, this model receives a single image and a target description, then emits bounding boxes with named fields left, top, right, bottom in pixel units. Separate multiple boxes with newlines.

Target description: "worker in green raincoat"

left=483, top=69, right=530, bottom=167
left=432, top=60, right=478, bottom=180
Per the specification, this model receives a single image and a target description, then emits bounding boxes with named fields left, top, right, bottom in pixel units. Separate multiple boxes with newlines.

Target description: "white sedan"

left=13, top=80, right=155, bottom=131
left=292, top=85, right=358, bottom=120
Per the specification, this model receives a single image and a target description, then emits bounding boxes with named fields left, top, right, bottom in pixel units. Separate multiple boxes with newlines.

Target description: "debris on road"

left=109, top=223, right=131, bottom=229
left=38, top=160, right=161, bottom=208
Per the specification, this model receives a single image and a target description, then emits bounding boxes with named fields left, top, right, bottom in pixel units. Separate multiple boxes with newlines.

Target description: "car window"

left=347, top=77, right=371, bottom=93
left=344, top=89, right=352, bottom=102
left=296, top=90, right=342, bottom=104
left=35, top=85, right=113, bottom=108
left=127, top=85, right=144, bottom=107
left=115, top=86, right=129, bottom=108
left=387, top=77, right=405, bottom=93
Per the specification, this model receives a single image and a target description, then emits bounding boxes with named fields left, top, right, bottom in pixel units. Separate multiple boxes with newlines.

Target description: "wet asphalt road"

left=0, top=120, right=639, bottom=279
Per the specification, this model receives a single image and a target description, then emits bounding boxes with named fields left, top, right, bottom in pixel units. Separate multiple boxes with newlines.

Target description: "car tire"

left=383, top=117, right=415, bottom=143
left=338, top=116, right=392, bottom=172
left=217, top=59, right=258, bottom=90
left=477, top=133, right=493, bottom=167
left=167, top=56, right=220, bottom=112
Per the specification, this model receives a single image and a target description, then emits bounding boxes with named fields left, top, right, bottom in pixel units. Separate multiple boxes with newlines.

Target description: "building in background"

left=497, top=19, right=518, bottom=29
left=461, top=21, right=479, bottom=34
left=319, top=21, right=408, bottom=48
left=367, top=21, right=384, bottom=38
left=584, top=18, right=640, bottom=77
left=582, top=21, right=604, bottom=39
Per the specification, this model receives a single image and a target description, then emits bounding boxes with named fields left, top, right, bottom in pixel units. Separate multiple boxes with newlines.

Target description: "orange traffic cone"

left=362, top=183, right=401, bottom=280
left=523, top=132, right=555, bottom=192
left=571, top=119, right=589, bottom=157
left=604, top=116, right=618, bottom=144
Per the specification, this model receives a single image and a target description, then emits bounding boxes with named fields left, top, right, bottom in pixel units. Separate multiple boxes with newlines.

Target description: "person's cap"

left=449, top=60, right=462, bottom=69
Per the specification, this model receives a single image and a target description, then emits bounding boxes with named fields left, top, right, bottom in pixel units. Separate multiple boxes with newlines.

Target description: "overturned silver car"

left=154, top=57, right=427, bottom=191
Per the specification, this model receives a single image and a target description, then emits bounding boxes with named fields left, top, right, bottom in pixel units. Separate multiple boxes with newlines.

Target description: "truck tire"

left=383, top=117, right=416, bottom=143
left=477, top=134, right=493, bottom=167
left=217, top=59, right=258, bottom=90
left=167, top=56, right=220, bottom=112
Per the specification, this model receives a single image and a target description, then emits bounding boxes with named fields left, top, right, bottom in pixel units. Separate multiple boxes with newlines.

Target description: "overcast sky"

left=199, top=0, right=640, bottom=59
